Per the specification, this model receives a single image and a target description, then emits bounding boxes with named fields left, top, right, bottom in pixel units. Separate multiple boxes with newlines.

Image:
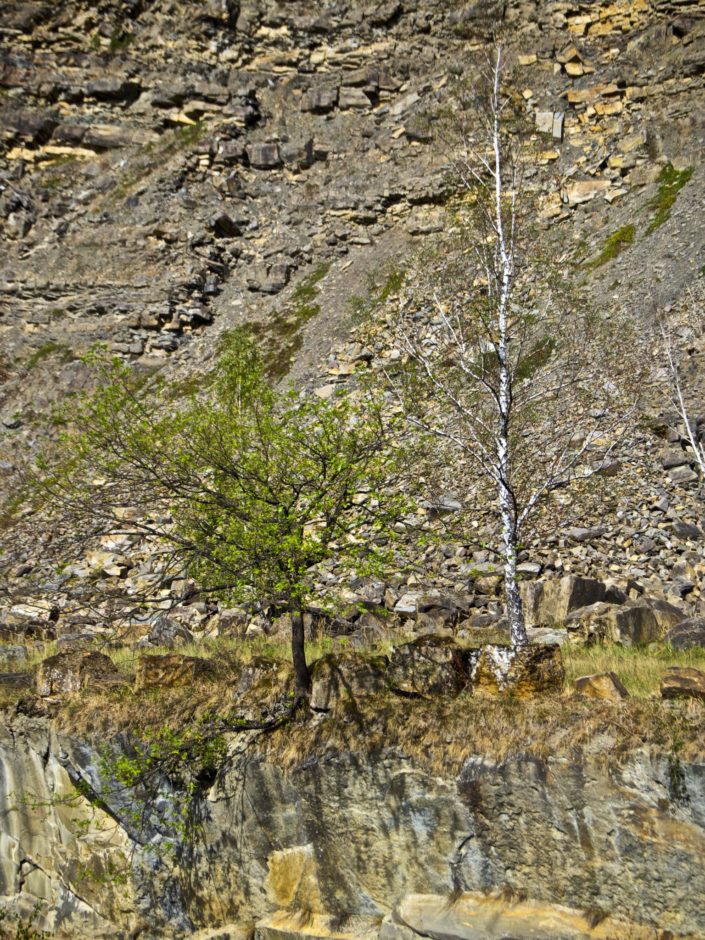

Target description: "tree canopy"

left=31, top=330, right=406, bottom=697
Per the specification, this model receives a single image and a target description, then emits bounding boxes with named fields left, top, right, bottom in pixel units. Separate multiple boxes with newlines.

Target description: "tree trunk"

left=499, top=478, right=528, bottom=648
left=490, top=49, right=527, bottom=652
left=290, top=605, right=311, bottom=700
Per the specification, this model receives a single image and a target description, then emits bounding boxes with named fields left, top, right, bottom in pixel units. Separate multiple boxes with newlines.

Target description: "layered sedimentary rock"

left=0, top=716, right=703, bottom=938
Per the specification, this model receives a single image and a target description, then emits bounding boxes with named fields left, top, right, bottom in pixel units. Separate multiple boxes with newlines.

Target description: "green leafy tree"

left=31, top=330, right=404, bottom=700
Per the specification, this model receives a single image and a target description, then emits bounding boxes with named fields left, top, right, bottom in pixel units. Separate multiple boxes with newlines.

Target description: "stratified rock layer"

left=0, top=717, right=704, bottom=938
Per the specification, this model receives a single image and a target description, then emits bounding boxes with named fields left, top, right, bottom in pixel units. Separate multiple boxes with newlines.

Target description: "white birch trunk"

left=492, top=49, right=528, bottom=649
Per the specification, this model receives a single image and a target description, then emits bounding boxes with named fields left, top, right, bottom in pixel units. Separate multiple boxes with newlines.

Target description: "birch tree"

left=658, top=294, right=705, bottom=481
left=392, top=47, right=630, bottom=648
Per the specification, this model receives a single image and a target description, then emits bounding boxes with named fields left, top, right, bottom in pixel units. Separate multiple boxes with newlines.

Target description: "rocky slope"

left=2, top=1, right=705, bottom=937
left=2, top=0, right=705, bottom=657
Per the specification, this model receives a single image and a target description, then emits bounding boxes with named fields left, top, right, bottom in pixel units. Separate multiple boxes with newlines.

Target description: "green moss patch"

left=248, top=262, right=332, bottom=379
left=587, top=224, right=635, bottom=269
left=646, top=164, right=694, bottom=234
left=24, top=342, right=73, bottom=371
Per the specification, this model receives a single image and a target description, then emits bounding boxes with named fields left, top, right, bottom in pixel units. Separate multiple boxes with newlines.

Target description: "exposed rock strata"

left=0, top=718, right=704, bottom=938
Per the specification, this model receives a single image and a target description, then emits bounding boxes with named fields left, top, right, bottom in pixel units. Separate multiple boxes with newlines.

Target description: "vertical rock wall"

left=2, top=719, right=703, bottom=938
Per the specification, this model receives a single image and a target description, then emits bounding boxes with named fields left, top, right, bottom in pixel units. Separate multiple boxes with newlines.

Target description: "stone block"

left=338, top=87, right=372, bottom=110
left=300, top=87, right=338, bottom=113
left=310, top=653, right=387, bottom=710
left=563, top=178, right=612, bottom=205
left=134, top=653, right=215, bottom=691
left=661, top=666, right=705, bottom=702
left=86, top=78, right=141, bottom=102
left=666, top=617, right=705, bottom=650
left=388, top=636, right=474, bottom=697
left=246, top=142, right=281, bottom=169
left=522, top=575, right=608, bottom=628
left=83, top=125, right=154, bottom=149
left=566, top=598, right=683, bottom=645
left=472, top=644, right=564, bottom=699
left=36, top=651, right=119, bottom=697
left=535, top=110, right=554, bottom=134
left=575, top=671, right=629, bottom=701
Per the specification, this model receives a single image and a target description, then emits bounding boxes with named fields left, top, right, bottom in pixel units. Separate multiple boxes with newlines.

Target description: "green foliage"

left=0, top=485, right=36, bottom=535
left=39, top=331, right=407, bottom=684
left=514, top=337, right=556, bottom=381
left=97, top=719, right=233, bottom=858
left=174, top=121, right=208, bottom=148
left=104, top=722, right=228, bottom=792
left=586, top=224, right=635, bottom=269
left=646, top=164, right=694, bottom=234
left=0, top=902, right=49, bottom=940
left=108, top=29, right=133, bottom=55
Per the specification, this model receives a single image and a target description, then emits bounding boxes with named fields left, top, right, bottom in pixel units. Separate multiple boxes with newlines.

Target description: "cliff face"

left=1, top=715, right=704, bottom=939
left=2, top=0, right=705, bottom=439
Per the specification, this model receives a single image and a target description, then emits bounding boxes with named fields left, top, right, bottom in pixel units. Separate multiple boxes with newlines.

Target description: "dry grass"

left=3, top=638, right=704, bottom=774
left=562, top=642, right=705, bottom=697
left=261, top=684, right=705, bottom=778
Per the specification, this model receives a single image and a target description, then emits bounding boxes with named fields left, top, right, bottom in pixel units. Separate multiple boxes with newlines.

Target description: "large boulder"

left=145, top=615, right=194, bottom=648
left=666, top=617, right=705, bottom=650
left=301, top=86, right=338, bottom=113
left=387, top=636, right=474, bottom=697
left=472, top=644, right=564, bottom=699
left=134, top=654, right=215, bottom=691
left=566, top=598, right=683, bottom=644
left=82, top=124, right=154, bottom=149
left=310, top=653, right=387, bottom=711
left=35, top=651, right=119, bottom=697
left=574, top=672, right=629, bottom=701
left=661, top=667, right=705, bottom=702
left=521, top=576, right=608, bottom=628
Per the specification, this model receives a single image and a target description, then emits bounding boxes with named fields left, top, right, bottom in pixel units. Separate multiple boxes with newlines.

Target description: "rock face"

left=0, top=719, right=135, bottom=936
left=0, top=720, right=704, bottom=938
left=388, top=891, right=658, bottom=940
left=2, top=0, right=705, bottom=935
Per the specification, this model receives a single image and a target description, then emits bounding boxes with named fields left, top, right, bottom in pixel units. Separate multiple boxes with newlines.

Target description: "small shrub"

left=108, top=29, right=133, bottom=55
